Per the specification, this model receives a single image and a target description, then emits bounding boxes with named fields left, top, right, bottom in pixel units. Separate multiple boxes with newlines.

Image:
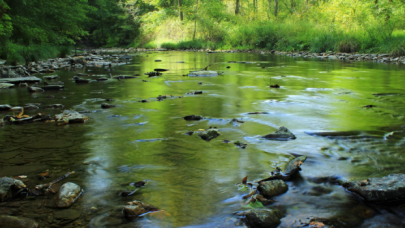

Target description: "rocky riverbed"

left=1, top=49, right=405, bottom=227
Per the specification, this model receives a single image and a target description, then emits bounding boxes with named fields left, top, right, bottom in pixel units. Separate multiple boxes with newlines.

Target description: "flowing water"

left=1, top=51, right=405, bottom=227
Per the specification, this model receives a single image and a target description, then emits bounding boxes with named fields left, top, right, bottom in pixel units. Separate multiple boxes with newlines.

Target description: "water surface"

left=1, top=51, right=405, bottom=227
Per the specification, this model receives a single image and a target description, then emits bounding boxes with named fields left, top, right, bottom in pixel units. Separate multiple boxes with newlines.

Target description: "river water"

left=1, top=51, right=405, bottom=227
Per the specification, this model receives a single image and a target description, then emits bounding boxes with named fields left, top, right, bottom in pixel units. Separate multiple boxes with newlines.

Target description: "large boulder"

left=57, top=182, right=83, bottom=207
left=262, top=126, right=296, bottom=140
left=341, top=174, right=405, bottom=202
left=257, top=180, right=288, bottom=197
left=183, top=115, right=203, bottom=121
left=123, top=200, right=158, bottom=219
left=243, top=209, right=283, bottom=228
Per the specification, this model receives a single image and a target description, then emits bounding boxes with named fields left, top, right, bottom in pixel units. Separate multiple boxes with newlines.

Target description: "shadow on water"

left=1, top=51, right=405, bottom=227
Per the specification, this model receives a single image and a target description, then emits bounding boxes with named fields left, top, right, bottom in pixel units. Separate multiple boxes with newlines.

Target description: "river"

left=1, top=51, right=405, bottom=227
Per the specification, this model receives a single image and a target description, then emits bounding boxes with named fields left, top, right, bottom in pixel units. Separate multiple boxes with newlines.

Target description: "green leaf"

left=243, top=200, right=264, bottom=209
left=237, top=184, right=249, bottom=191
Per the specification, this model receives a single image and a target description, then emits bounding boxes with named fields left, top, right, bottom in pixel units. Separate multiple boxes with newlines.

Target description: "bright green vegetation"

left=143, top=0, right=405, bottom=54
left=0, top=0, right=405, bottom=64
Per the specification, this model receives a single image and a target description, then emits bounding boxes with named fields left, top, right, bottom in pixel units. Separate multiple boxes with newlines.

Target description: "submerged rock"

left=54, top=209, right=81, bottom=220
left=197, top=129, right=220, bottom=141
left=43, top=75, right=59, bottom=80
left=57, top=182, right=83, bottom=207
left=262, top=126, right=296, bottom=140
left=242, top=209, right=283, bottom=228
left=123, top=200, right=158, bottom=219
left=0, top=177, right=26, bottom=201
left=55, top=110, right=90, bottom=124
left=257, top=180, right=288, bottom=198
left=183, top=115, right=203, bottom=121
left=101, top=103, right=116, bottom=109
left=188, top=70, right=218, bottom=77
left=27, top=86, right=44, bottom=93
left=41, top=85, right=64, bottom=90
left=341, top=174, right=405, bottom=202
left=0, top=215, right=38, bottom=228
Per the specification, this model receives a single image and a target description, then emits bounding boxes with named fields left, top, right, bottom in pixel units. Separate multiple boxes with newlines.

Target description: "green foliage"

left=243, top=200, right=264, bottom=209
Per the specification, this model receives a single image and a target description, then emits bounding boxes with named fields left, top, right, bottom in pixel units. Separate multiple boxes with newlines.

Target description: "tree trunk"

left=235, top=0, right=240, bottom=15
left=193, top=0, right=198, bottom=40
left=178, top=0, right=183, bottom=21
left=267, top=0, right=271, bottom=19
left=306, top=0, right=308, bottom=6
left=274, top=0, right=278, bottom=17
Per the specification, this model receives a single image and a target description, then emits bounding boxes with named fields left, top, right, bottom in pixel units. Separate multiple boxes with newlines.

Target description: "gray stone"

left=262, top=126, right=296, bottom=140
left=57, top=182, right=83, bottom=207
left=0, top=104, right=12, bottom=111
left=55, top=110, right=90, bottom=124
left=183, top=115, right=203, bottom=121
left=43, top=75, right=59, bottom=80
left=284, top=155, right=307, bottom=178
left=243, top=209, right=283, bottom=228
left=0, top=83, right=14, bottom=89
left=123, top=201, right=158, bottom=219
left=341, top=174, right=405, bottom=202
left=0, top=77, right=41, bottom=84
left=257, top=180, right=288, bottom=197
left=0, top=177, right=26, bottom=201
left=27, top=86, right=44, bottom=92
left=54, top=209, right=80, bottom=220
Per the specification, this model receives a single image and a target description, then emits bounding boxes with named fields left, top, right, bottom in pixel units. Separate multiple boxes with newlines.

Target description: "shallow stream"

left=1, top=51, right=405, bottom=227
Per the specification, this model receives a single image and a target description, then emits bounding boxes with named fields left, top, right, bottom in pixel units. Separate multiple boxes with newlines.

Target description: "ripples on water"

left=0, top=52, right=405, bottom=227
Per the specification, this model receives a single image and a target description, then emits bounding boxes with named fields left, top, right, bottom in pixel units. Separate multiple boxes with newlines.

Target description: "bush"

left=336, top=39, right=359, bottom=53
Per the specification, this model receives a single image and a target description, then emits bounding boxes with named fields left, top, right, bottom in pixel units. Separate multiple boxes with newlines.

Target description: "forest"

left=0, top=0, right=404, bottom=64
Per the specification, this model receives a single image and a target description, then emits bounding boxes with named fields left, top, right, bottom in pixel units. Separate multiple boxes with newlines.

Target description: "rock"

left=183, top=115, right=203, bottom=121
left=0, top=83, right=14, bottom=89
left=43, top=75, right=59, bottom=80
left=54, top=209, right=81, bottom=220
left=44, top=81, right=64, bottom=85
left=55, top=110, right=90, bottom=124
left=57, top=182, right=83, bottom=207
left=74, top=77, right=91, bottom=83
left=101, top=103, right=116, bottom=109
left=154, top=68, right=169, bottom=72
left=262, top=126, right=296, bottom=140
left=0, top=104, right=12, bottom=111
left=283, top=155, right=307, bottom=179
left=0, top=77, right=41, bottom=84
left=197, top=129, right=220, bottom=141
left=243, top=209, right=283, bottom=228
left=72, top=56, right=86, bottom=65
left=114, top=75, right=136, bottom=79
left=257, top=180, right=288, bottom=197
left=41, top=85, right=64, bottom=90
left=96, top=77, right=108, bottom=81
left=0, top=215, right=38, bottom=228
left=0, top=177, right=26, bottom=201
left=123, top=201, right=158, bottom=219
left=341, top=174, right=405, bottom=202
left=9, top=106, right=23, bottom=112
left=188, top=70, right=218, bottom=77
left=27, top=86, right=44, bottom=92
